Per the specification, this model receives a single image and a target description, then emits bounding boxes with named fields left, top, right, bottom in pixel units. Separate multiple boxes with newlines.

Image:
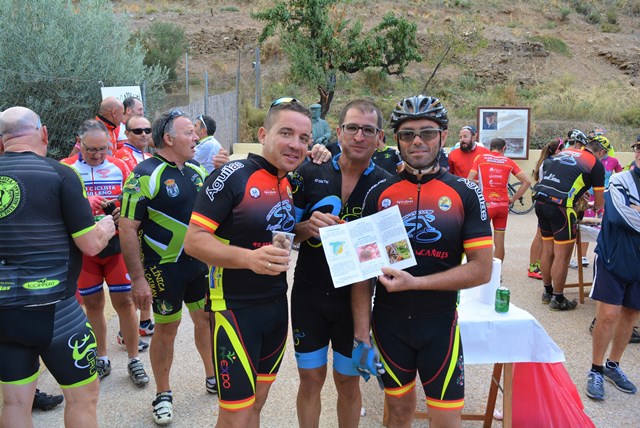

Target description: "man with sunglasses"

left=193, top=114, right=223, bottom=174
left=184, top=97, right=313, bottom=427
left=61, top=119, right=150, bottom=386
left=352, top=95, right=493, bottom=427
left=289, top=99, right=391, bottom=428
left=119, top=109, right=215, bottom=425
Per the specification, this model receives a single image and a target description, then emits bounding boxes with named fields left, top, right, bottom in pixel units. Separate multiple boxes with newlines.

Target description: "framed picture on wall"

left=477, top=107, right=531, bottom=160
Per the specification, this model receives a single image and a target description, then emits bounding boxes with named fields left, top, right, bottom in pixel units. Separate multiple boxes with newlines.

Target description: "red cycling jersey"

left=470, top=152, right=522, bottom=204
left=115, top=143, right=151, bottom=171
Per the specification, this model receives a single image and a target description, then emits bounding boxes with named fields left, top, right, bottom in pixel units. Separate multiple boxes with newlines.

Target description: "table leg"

left=576, top=228, right=585, bottom=304
left=503, top=363, right=514, bottom=428
left=484, top=363, right=502, bottom=428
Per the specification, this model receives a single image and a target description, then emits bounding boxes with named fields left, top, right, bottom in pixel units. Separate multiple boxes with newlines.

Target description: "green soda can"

left=495, top=287, right=510, bottom=313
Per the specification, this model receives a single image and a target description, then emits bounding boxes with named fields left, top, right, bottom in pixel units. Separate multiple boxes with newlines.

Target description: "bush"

left=528, top=35, right=570, bottom=56
left=134, top=22, right=189, bottom=80
left=0, top=0, right=167, bottom=159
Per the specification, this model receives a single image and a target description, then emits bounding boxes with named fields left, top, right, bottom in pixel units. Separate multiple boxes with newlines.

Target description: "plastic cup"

left=272, top=231, right=296, bottom=255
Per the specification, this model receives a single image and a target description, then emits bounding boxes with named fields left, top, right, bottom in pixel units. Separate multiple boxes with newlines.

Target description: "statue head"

left=310, top=104, right=321, bottom=120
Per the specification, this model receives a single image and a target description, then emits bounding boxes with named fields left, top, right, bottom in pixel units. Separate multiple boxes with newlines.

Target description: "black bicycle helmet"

left=567, top=129, right=588, bottom=146
left=390, top=95, right=448, bottom=130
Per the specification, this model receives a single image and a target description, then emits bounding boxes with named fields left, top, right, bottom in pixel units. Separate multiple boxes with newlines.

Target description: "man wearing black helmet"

left=352, top=95, right=493, bottom=427
left=534, top=129, right=606, bottom=311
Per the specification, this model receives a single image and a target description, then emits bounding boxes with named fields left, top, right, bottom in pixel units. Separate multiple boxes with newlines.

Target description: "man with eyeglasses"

left=288, top=99, right=391, bottom=427
left=448, top=125, right=490, bottom=178
left=193, top=114, right=224, bottom=174
left=352, top=95, right=493, bottom=428
left=0, top=107, right=116, bottom=427
left=119, top=109, right=215, bottom=425
left=61, top=119, right=150, bottom=386
left=184, top=97, right=313, bottom=427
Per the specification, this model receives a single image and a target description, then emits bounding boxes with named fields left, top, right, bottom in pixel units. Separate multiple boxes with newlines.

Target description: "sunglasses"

left=197, top=115, right=207, bottom=132
left=269, top=97, right=298, bottom=109
left=341, top=124, right=380, bottom=138
left=396, top=128, right=444, bottom=143
left=161, top=109, right=185, bottom=136
left=128, top=127, right=152, bottom=135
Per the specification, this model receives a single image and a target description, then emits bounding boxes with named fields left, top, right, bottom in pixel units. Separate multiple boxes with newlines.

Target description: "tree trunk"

left=317, top=85, right=334, bottom=119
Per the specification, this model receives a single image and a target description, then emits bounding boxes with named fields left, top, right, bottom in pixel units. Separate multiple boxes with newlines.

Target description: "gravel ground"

left=14, top=212, right=640, bottom=427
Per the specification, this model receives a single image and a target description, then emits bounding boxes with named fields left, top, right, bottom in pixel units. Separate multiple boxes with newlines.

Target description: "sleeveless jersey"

left=470, top=152, right=522, bottom=203
left=0, top=152, right=96, bottom=308
left=363, top=169, right=492, bottom=316
left=120, top=155, right=207, bottom=265
left=116, top=143, right=151, bottom=172
left=190, top=154, right=295, bottom=310
left=535, top=148, right=605, bottom=207
left=290, top=154, right=391, bottom=294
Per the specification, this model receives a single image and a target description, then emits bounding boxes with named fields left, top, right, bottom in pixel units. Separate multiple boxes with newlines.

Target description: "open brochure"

left=319, top=205, right=417, bottom=288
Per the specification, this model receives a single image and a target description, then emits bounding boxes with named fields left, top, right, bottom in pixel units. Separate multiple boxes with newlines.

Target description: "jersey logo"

left=0, top=176, right=21, bottom=219
left=206, top=162, right=244, bottom=202
left=96, top=168, right=111, bottom=178
left=553, top=152, right=578, bottom=166
left=403, top=210, right=442, bottom=244
left=164, top=179, right=179, bottom=198
left=250, top=187, right=260, bottom=198
left=266, top=199, right=295, bottom=232
left=459, top=178, right=488, bottom=221
left=124, top=176, right=141, bottom=194
left=438, top=196, right=452, bottom=211
left=381, top=198, right=392, bottom=208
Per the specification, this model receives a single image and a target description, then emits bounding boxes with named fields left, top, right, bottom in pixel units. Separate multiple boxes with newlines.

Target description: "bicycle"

left=508, top=181, right=534, bottom=215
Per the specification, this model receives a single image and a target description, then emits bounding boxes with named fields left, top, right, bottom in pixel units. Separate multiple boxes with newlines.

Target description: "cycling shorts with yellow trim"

left=372, top=305, right=464, bottom=411
left=535, top=201, right=578, bottom=244
left=146, top=258, right=207, bottom=323
left=212, top=297, right=288, bottom=412
left=0, top=296, right=98, bottom=388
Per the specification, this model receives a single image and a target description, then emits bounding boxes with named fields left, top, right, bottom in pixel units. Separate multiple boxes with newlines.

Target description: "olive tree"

left=0, top=0, right=167, bottom=159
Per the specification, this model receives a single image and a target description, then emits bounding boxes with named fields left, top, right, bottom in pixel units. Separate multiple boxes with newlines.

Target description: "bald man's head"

left=0, top=106, right=47, bottom=155
left=99, top=97, right=125, bottom=125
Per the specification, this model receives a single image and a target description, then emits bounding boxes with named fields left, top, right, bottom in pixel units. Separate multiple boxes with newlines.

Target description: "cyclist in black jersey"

left=119, top=110, right=215, bottom=426
left=290, top=99, right=390, bottom=427
left=184, top=98, right=313, bottom=427
left=351, top=95, right=493, bottom=427
left=0, top=107, right=115, bottom=428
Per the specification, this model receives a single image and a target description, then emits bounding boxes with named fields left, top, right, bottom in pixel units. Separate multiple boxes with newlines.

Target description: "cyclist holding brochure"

left=290, top=99, right=390, bottom=427
left=351, top=94, right=493, bottom=427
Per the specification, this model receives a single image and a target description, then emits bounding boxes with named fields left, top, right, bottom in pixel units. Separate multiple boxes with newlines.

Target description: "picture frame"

left=477, top=107, right=531, bottom=160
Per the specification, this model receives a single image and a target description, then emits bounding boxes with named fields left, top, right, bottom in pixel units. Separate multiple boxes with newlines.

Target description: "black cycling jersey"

left=0, top=152, right=95, bottom=308
left=190, top=154, right=295, bottom=310
left=290, top=154, right=391, bottom=294
left=120, top=154, right=207, bottom=265
left=371, top=146, right=402, bottom=175
left=363, top=169, right=493, bottom=315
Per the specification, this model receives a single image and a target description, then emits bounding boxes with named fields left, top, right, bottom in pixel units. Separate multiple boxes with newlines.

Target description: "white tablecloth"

left=458, top=299, right=565, bottom=365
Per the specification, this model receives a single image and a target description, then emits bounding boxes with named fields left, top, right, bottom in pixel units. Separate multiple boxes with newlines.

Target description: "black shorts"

left=372, top=306, right=464, bottom=411
left=535, top=201, right=578, bottom=244
left=291, top=285, right=358, bottom=376
left=145, top=259, right=208, bottom=323
left=0, top=296, right=98, bottom=387
left=212, top=297, right=288, bottom=412
left=590, top=254, right=640, bottom=310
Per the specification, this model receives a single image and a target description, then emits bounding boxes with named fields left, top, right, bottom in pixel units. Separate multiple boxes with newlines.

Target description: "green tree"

left=0, top=0, right=167, bottom=159
left=254, top=0, right=422, bottom=116
left=133, top=22, right=189, bottom=81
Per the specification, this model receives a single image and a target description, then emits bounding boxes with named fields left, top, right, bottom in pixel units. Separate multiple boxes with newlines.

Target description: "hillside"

left=116, top=0, right=640, bottom=146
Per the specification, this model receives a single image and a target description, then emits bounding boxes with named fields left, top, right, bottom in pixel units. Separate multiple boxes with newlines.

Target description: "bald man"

left=69, top=96, right=124, bottom=157
left=0, top=107, right=116, bottom=427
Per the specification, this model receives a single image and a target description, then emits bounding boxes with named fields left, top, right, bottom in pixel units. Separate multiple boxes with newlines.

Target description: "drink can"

left=495, top=286, right=510, bottom=313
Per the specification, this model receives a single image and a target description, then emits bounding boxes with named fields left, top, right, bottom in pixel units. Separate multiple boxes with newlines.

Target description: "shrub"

left=134, top=22, right=189, bottom=80
left=528, top=35, right=570, bottom=56
left=0, top=0, right=167, bottom=159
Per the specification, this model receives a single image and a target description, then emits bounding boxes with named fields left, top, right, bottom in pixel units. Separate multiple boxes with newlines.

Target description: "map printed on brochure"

left=319, top=205, right=417, bottom=288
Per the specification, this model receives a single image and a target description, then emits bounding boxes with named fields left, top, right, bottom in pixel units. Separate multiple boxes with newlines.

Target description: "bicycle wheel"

left=508, top=181, right=534, bottom=215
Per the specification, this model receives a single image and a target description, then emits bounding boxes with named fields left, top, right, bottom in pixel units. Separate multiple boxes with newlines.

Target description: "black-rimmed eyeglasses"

left=341, top=124, right=380, bottom=138
left=396, top=128, right=444, bottom=143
